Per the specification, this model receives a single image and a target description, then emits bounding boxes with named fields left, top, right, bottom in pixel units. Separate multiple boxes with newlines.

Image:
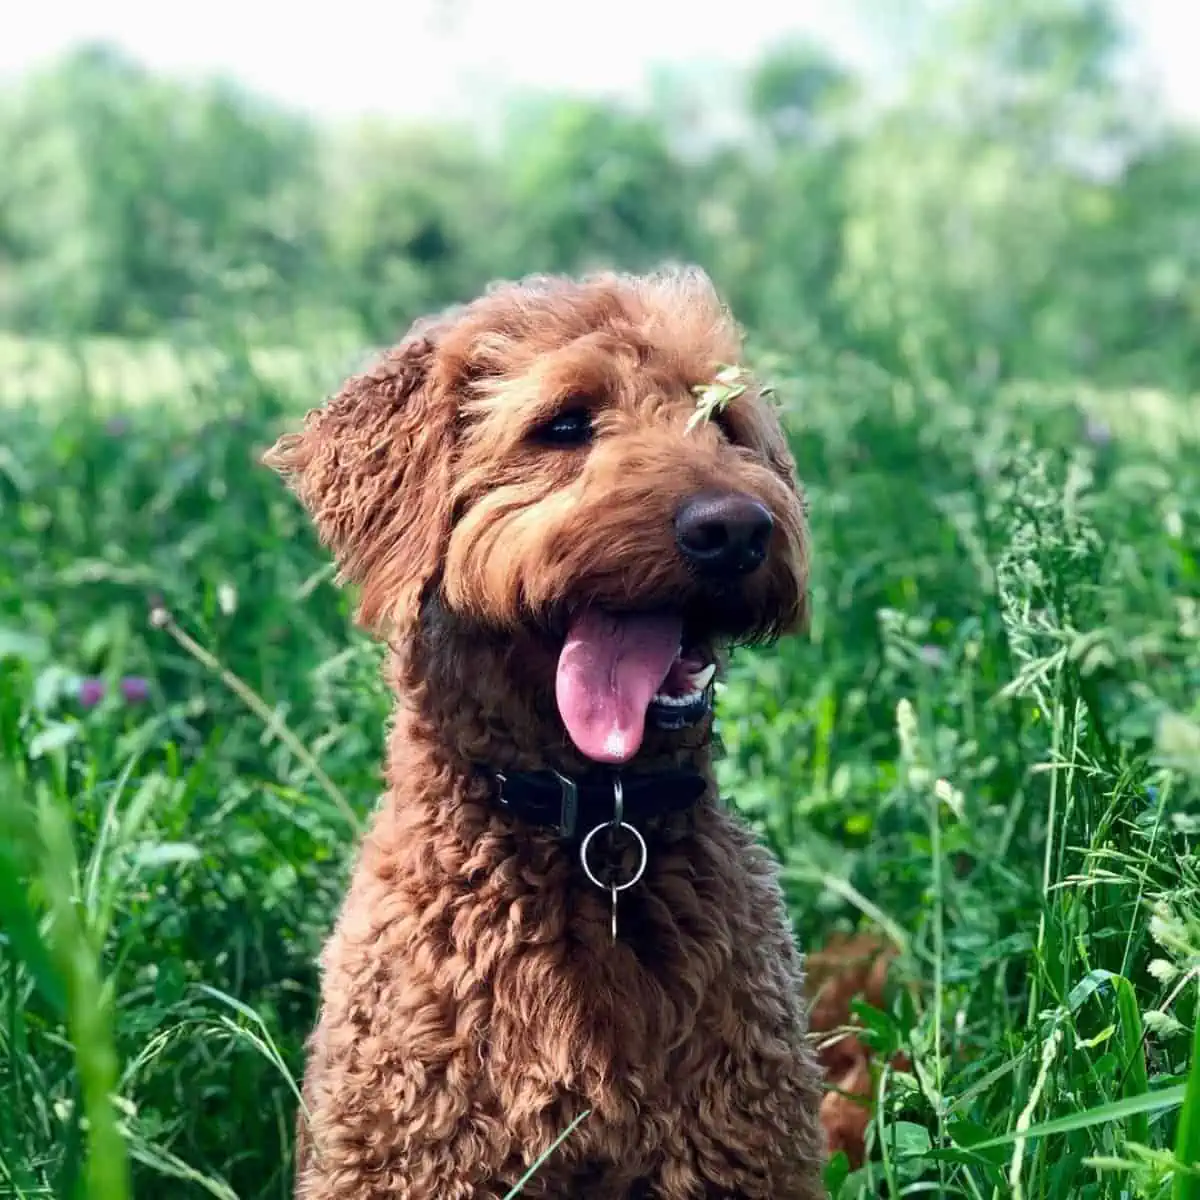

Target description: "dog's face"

left=265, top=268, right=808, bottom=766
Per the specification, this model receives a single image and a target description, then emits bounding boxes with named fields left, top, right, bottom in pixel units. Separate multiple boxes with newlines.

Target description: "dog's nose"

left=674, top=492, right=774, bottom=578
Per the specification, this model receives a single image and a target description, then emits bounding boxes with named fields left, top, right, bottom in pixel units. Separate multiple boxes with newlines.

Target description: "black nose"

left=674, top=492, right=774, bottom=578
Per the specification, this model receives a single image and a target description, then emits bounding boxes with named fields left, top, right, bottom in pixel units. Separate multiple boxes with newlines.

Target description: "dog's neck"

left=388, top=597, right=714, bottom=782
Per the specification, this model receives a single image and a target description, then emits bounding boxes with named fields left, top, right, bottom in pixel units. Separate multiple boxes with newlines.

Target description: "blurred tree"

left=498, top=98, right=694, bottom=275
left=836, top=0, right=1143, bottom=380
left=748, top=39, right=856, bottom=145
left=323, top=121, right=501, bottom=340
left=164, top=78, right=328, bottom=331
left=0, top=11, right=1197, bottom=392
left=646, top=59, right=751, bottom=158
left=0, top=45, right=325, bottom=336
left=697, top=42, right=858, bottom=345
left=0, top=45, right=151, bottom=333
left=1054, top=130, right=1200, bottom=386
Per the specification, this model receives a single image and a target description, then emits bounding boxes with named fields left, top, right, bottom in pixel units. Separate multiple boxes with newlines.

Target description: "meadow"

left=3, top=328, right=1199, bottom=1200
left=4, top=4, right=1200, bottom=1196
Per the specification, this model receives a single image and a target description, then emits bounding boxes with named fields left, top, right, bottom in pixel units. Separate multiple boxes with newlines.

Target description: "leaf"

left=0, top=444, right=34, bottom=493
left=217, top=581, right=238, bottom=615
left=687, top=364, right=752, bottom=434
left=849, top=997, right=903, bottom=1058
left=126, top=1140, right=238, bottom=1200
left=1112, top=975, right=1150, bottom=1146
left=153, top=957, right=188, bottom=1007
left=892, top=1123, right=932, bottom=1154
left=28, top=722, right=81, bottom=759
left=963, top=1086, right=1187, bottom=1152
left=823, top=1149, right=851, bottom=1194
left=79, top=618, right=117, bottom=666
left=1068, top=966, right=1120, bottom=1014
left=0, top=626, right=49, bottom=663
left=1156, top=711, right=1200, bottom=778
left=0, top=820, right=67, bottom=1016
left=942, top=1118, right=1010, bottom=1170
left=1173, top=996, right=1200, bottom=1200
left=130, top=842, right=202, bottom=871
left=33, top=665, right=82, bottom=712
left=888, top=1120, right=932, bottom=1181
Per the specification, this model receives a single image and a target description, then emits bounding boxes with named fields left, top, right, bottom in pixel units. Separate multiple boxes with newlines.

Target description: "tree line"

left=1, top=0, right=1197, bottom=389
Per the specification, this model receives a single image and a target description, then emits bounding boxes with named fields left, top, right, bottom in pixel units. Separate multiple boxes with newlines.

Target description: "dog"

left=264, top=267, right=828, bottom=1198
left=805, top=933, right=901, bottom=1168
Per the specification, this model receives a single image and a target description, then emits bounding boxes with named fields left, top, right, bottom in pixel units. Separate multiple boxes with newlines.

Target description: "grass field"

left=3, top=334, right=1200, bottom=1200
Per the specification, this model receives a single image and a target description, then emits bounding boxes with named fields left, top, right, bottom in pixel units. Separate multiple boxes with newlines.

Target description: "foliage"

left=0, top=0, right=1197, bottom=391
left=0, top=45, right=326, bottom=338
left=499, top=98, right=696, bottom=278
left=322, top=121, right=498, bottom=340
left=3, top=1, right=1200, bottom=1197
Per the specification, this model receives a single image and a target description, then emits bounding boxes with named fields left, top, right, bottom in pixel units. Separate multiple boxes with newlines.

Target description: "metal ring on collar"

left=579, top=820, right=648, bottom=893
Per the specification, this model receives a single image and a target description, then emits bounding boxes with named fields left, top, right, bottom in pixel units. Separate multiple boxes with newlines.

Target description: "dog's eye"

left=533, top=407, right=593, bottom=448
left=713, top=414, right=735, bottom=441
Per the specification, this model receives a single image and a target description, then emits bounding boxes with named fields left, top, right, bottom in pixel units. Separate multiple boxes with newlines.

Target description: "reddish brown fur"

left=805, top=934, right=905, bottom=1167
left=265, top=268, right=828, bottom=1198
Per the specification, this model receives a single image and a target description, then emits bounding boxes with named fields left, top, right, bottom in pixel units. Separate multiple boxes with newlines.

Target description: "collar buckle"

left=496, top=768, right=580, bottom=838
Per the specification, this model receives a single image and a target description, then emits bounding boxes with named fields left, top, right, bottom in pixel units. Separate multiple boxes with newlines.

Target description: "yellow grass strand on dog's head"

left=686, top=364, right=761, bottom=435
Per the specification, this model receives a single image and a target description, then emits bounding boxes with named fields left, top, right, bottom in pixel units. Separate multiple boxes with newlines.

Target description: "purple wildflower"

left=105, top=416, right=131, bottom=437
left=78, top=677, right=107, bottom=707
left=119, top=676, right=151, bottom=704
left=1084, top=416, right=1112, bottom=446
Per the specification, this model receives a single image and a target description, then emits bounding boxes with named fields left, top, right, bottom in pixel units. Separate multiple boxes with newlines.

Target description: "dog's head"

left=265, top=267, right=808, bottom=766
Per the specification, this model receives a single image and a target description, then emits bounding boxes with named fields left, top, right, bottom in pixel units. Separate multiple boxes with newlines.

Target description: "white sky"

left=1, top=0, right=1196, bottom=124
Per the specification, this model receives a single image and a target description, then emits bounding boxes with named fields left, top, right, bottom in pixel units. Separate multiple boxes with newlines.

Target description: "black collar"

left=478, top=765, right=709, bottom=841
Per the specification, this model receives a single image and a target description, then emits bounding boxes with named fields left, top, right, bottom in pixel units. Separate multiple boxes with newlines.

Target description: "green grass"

left=1, top=334, right=1199, bottom=1199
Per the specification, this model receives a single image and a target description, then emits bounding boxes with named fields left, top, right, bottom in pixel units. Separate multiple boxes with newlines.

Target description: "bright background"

left=3, top=0, right=1198, bottom=125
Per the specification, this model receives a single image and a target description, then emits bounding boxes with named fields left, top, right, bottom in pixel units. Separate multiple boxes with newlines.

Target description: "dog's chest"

left=474, top=893, right=727, bottom=1154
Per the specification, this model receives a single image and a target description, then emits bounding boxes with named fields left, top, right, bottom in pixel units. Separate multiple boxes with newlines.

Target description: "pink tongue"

left=555, top=610, right=684, bottom=763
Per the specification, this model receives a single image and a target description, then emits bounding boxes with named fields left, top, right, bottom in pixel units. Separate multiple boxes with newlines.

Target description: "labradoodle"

left=264, top=267, right=829, bottom=1198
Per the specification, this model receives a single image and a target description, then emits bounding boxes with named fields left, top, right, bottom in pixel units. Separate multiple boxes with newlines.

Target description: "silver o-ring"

left=579, top=820, right=648, bottom=893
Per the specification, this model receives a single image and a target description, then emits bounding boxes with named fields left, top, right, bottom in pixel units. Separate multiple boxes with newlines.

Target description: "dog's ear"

left=263, top=330, right=456, bottom=633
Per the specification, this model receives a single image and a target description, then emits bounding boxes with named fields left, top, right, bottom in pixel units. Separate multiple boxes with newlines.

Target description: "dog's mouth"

left=554, top=608, right=717, bottom=764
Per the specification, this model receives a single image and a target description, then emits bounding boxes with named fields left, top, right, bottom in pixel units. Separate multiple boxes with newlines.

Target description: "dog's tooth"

left=652, top=688, right=708, bottom=708
left=689, top=663, right=716, bottom=690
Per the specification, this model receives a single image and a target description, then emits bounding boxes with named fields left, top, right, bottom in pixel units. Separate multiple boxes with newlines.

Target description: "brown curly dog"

left=264, top=267, right=828, bottom=1199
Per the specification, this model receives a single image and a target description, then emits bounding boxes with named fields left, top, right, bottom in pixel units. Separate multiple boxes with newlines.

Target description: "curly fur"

left=265, top=267, right=828, bottom=1198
